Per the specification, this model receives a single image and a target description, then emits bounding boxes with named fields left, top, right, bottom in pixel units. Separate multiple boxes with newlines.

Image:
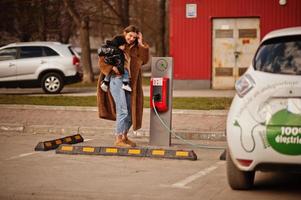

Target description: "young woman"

left=97, top=25, right=149, bottom=147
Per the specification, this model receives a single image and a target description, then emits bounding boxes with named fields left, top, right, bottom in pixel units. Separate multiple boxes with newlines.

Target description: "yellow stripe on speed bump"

left=45, top=142, right=52, bottom=147
left=61, top=146, right=73, bottom=151
left=83, top=147, right=95, bottom=153
left=128, top=149, right=141, bottom=155
left=75, top=135, right=81, bottom=140
left=65, top=137, right=72, bottom=142
left=152, top=150, right=165, bottom=156
left=55, top=140, right=62, bottom=145
left=106, top=148, right=118, bottom=153
left=176, top=151, right=189, bottom=157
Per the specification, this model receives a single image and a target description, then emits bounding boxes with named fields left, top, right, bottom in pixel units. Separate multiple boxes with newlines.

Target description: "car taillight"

left=235, top=74, right=255, bottom=98
left=73, top=56, right=80, bottom=66
left=237, top=159, right=253, bottom=167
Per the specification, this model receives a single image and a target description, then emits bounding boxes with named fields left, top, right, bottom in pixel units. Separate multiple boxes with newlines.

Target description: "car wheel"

left=226, top=150, right=255, bottom=190
left=41, top=72, right=64, bottom=94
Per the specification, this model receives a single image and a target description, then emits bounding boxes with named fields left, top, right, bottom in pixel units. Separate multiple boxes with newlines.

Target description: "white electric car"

left=226, top=27, right=301, bottom=190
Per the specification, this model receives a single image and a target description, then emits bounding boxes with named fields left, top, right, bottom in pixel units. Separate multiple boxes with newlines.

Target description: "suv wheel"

left=41, top=72, right=64, bottom=94
left=226, top=150, right=255, bottom=190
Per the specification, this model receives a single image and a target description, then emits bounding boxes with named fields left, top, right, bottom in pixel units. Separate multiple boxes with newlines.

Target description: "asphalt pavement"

left=2, top=88, right=301, bottom=200
left=1, top=131, right=300, bottom=200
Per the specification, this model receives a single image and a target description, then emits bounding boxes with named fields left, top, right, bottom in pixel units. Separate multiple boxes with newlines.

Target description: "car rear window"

left=68, top=46, right=75, bottom=56
left=43, top=47, right=59, bottom=56
left=68, top=46, right=80, bottom=57
left=254, top=35, right=301, bottom=75
left=0, top=47, right=17, bottom=61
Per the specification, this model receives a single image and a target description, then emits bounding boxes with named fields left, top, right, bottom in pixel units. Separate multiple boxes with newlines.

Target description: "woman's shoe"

left=123, top=138, right=136, bottom=147
left=114, top=140, right=131, bottom=147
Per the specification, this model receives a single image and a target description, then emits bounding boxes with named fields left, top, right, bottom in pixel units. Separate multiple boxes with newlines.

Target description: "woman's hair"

left=123, top=25, right=139, bottom=34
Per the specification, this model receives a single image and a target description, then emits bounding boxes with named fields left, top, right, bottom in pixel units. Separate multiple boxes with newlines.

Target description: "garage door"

left=212, top=18, right=260, bottom=89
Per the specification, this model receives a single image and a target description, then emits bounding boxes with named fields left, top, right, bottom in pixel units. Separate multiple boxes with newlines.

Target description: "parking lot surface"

left=0, top=131, right=300, bottom=200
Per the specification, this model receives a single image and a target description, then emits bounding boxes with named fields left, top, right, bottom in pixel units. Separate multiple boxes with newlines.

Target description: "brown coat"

left=97, top=43, right=149, bottom=131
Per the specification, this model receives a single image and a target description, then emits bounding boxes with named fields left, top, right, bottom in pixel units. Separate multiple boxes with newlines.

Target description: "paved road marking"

left=170, top=161, right=225, bottom=189
left=5, top=138, right=94, bottom=160
left=6, top=152, right=40, bottom=160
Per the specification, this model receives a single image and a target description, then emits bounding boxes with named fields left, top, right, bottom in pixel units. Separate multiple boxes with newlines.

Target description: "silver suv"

left=0, top=42, right=83, bottom=93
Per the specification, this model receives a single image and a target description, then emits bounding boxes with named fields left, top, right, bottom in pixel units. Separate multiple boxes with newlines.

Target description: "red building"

left=169, top=0, right=301, bottom=89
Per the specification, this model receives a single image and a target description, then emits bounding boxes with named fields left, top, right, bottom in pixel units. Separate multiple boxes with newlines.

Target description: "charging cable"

left=151, top=98, right=226, bottom=150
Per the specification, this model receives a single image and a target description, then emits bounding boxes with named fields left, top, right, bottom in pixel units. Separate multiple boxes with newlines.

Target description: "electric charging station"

left=150, top=57, right=173, bottom=146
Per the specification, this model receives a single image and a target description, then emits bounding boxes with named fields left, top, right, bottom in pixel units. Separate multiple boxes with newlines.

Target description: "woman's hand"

left=112, top=66, right=120, bottom=75
left=137, top=32, right=144, bottom=46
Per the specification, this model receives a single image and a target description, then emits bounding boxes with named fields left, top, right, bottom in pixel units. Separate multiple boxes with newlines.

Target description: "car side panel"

left=15, top=57, right=42, bottom=80
left=35, top=56, right=75, bottom=78
left=0, top=60, right=17, bottom=81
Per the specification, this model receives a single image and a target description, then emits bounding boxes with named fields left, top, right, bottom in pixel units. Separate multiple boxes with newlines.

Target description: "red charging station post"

left=150, top=77, right=169, bottom=112
left=149, top=57, right=173, bottom=146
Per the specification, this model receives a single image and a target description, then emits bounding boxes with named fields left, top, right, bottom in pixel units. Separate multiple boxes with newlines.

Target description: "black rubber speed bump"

left=219, top=149, right=226, bottom=160
left=56, top=145, right=197, bottom=160
left=34, top=134, right=84, bottom=151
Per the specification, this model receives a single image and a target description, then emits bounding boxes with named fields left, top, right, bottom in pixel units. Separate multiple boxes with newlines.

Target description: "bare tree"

left=129, top=0, right=163, bottom=56
left=102, top=0, right=130, bottom=28
left=118, top=0, right=130, bottom=28
left=0, top=0, right=76, bottom=45
left=159, top=0, right=167, bottom=56
left=0, top=0, right=169, bottom=61
left=63, top=0, right=94, bottom=83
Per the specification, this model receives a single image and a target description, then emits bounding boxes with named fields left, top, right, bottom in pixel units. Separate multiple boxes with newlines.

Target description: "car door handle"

left=8, top=63, right=15, bottom=67
left=40, top=60, right=46, bottom=64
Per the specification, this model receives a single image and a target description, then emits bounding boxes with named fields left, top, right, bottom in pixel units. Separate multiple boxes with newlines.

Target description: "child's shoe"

left=122, top=84, right=132, bottom=92
left=101, top=82, right=108, bottom=92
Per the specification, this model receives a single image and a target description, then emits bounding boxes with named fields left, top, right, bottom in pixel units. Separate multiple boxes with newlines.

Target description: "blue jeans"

left=122, top=69, right=130, bottom=83
left=109, top=76, right=132, bottom=135
left=104, top=69, right=130, bottom=83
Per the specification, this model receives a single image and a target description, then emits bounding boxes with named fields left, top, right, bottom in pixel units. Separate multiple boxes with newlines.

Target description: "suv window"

left=254, top=35, right=301, bottom=75
left=19, top=46, right=43, bottom=59
left=43, top=47, right=59, bottom=56
left=0, top=47, right=17, bottom=61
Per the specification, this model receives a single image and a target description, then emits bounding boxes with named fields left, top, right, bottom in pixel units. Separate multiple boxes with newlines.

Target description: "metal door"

left=212, top=18, right=260, bottom=89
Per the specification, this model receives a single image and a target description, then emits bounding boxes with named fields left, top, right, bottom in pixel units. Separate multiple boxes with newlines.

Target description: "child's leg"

left=122, top=69, right=129, bottom=84
left=122, top=69, right=132, bottom=92
left=103, top=73, right=111, bottom=84
left=101, top=73, right=111, bottom=92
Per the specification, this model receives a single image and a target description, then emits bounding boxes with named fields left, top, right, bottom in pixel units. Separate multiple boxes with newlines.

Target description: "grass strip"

left=0, top=95, right=232, bottom=110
